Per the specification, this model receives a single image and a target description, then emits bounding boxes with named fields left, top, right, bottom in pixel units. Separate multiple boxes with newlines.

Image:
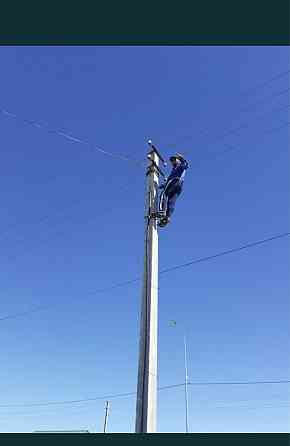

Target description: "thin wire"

left=1, top=80, right=289, bottom=242
left=0, top=277, right=141, bottom=322
left=0, top=73, right=289, bottom=320
left=159, top=232, right=290, bottom=275
left=188, top=379, right=290, bottom=386
left=0, top=304, right=52, bottom=322
left=2, top=179, right=134, bottom=258
left=0, top=110, right=288, bottom=246
left=193, top=102, right=290, bottom=153
left=169, top=91, right=290, bottom=155
left=0, top=193, right=106, bottom=242
left=239, top=87, right=290, bottom=113
left=0, top=380, right=288, bottom=408
left=2, top=108, right=288, bottom=248
left=0, top=107, right=145, bottom=168
left=2, top=68, right=289, bottom=174
left=212, top=402, right=290, bottom=411
left=1, top=68, right=288, bottom=178
left=190, top=121, right=290, bottom=168
left=241, top=68, right=290, bottom=96
left=0, top=110, right=147, bottom=242
left=0, top=111, right=146, bottom=241
left=265, top=120, right=290, bottom=134
left=0, top=392, right=137, bottom=408
left=0, top=403, right=288, bottom=424
left=0, top=231, right=289, bottom=322
left=168, top=82, right=290, bottom=152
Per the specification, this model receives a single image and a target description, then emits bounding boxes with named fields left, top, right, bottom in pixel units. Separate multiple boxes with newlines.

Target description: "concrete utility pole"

left=183, top=334, right=190, bottom=433
left=103, top=401, right=110, bottom=433
left=135, top=141, right=165, bottom=433
left=169, top=321, right=190, bottom=433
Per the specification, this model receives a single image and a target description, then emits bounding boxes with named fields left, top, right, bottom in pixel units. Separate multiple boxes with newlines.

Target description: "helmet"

left=170, top=153, right=185, bottom=162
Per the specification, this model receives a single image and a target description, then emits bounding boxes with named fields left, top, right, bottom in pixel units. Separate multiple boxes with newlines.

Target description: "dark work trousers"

left=159, top=179, right=183, bottom=218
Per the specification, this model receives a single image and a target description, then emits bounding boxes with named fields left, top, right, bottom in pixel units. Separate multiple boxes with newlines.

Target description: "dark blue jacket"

left=167, top=159, right=189, bottom=183
left=161, top=159, right=189, bottom=191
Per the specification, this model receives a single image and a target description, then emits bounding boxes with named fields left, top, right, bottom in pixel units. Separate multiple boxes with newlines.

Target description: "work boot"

left=151, top=211, right=166, bottom=219
left=158, top=216, right=170, bottom=228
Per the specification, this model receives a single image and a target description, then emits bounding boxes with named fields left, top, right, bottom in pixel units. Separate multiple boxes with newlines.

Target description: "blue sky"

left=0, top=46, right=289, bottom=433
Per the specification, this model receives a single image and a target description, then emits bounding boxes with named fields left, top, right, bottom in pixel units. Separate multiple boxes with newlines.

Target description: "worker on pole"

left=158, top=153, right=189, bottom=227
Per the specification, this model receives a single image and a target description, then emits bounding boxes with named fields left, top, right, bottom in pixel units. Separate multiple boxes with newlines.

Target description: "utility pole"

left=103, top=401, right=110, bottom=433
left=183, top=334, right=189, bottom=433
left=169, top=321, right=190, bottom=433
left=135, top=141, right=165, bottom=433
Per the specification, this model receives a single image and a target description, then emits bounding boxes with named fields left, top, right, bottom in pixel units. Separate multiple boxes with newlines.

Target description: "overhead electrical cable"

left=0, top=231, right=289, bottom=322
left=0, top=380, right=289, bottom=408
left=241, top=68, right=290, bottom=96
left=0, top=108, right=145, bottom=168
left=167, top=71, right=290, bottom=150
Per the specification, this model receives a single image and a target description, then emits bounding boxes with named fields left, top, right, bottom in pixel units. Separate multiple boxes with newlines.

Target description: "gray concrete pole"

left=135, top=144, right=160, bottom=433
left=103, top=401, right=109, bottom=433
left=183, top=335, right=189, bottom=433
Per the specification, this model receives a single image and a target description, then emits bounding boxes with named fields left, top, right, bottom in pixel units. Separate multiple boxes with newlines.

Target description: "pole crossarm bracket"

left=147, top=140, right=166, bottom=166
left=146, top=159, right=166, bottom=178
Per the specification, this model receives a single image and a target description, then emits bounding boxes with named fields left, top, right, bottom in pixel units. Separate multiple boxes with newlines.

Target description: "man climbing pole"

left=157, top=153, right=189, bottom=228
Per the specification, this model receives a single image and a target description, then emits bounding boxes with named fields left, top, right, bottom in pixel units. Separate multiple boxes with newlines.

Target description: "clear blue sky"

left=0, top=46, right=289, bottom=433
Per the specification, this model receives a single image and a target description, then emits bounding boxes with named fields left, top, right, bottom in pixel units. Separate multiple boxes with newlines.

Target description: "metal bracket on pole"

left=148, top=140, right=167, bottom=167
left=146, top=159, right=166, bottom=178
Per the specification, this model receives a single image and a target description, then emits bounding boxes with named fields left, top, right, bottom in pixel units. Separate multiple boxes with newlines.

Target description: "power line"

left=0, top=277, right=141, bottom=322
left=0, top=193, right=100, bottom=242
left=170, top=90, right=290, bottom=158
left=189, top=122, right=289, bottom=170
left=159, top=232, right=290, bottom=275
left=187, top=112, right=290, bottom=170
left=0, top=231, right=289, bottom=322
left=265, top=120, right=290, bottom=134
left=4, top=209, right=119, bottom=264
left=0, top=384, right=185, bottom=408
left=0, top=108, right=145, bottom=168
left=241, top=68, right=290, bottom=96
left=188, top=379, right=290, bottom=386
left=0, top=68, right=288, bottom=187
left=1, top=178, right=134, bottom=253
left=1, top=107, right=288, bottom=247
left=2, top=68, right=289, bottom=174
left=0, top=108, right=146, bottom=242
left=0, top=304, right=52, bottom=322
left=2, top=107, right=288, bottom=249
left=239, top=87, right=290, bottom=113
left=194, top=102, right=290, bottom=153
left=0, top=380, right=288, bottom=408
left=1, top=75, right=289, bottom=243
left=194, top=401, right=290, bottom=412
left=0, top=76, right=289, bottom=321
left=167, top=78, right=290, bottom=153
